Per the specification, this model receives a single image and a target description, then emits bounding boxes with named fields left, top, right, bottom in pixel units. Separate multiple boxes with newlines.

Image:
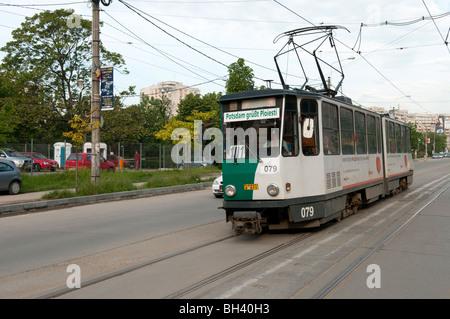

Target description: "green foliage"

left=0, top=9, right=126, bottom=142
left=63, top=111, right=101, bottom=150
left=155, top=91, right=221, bottom=146
left=155, top=110, right=218, bottom=145
left=23, top=167, right=221, bottom=199
left=409, top=122, right=448, bottom=156
left=225, top=58, right=254, bottom=94
left=101, top=94, right=170, bottom=144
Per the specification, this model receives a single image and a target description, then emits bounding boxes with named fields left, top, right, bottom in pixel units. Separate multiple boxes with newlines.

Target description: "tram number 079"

left=263, top=165, right=277, bottom=173
left=300, top=206, right=314, bottom=218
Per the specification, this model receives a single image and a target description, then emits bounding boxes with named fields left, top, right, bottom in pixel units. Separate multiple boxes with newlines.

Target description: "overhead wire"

left=272, top=0, right=435, bottom=114
left=101, top=8, right=222, bottom=86
left=421, top=0, right=450, bottom=54
left=101, top=21, right=224, bottom=80
left=118, top=0, right=229, bottom=68
left=117, top=0, right=291, bottom=87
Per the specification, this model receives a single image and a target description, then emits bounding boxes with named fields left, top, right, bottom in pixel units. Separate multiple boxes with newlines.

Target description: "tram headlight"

left=267, top=183, right=279, bottom=197
left=225, top=185, right=236, bottom=197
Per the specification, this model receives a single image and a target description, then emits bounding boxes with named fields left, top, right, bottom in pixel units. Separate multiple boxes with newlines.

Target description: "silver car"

left=0, top=148, right=33, bottom=170
left=0, top=160, right=22, bottom=195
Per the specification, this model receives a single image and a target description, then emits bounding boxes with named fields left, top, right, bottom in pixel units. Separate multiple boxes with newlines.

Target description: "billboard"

left=101, top=66, right=114, bottom=111
left=435, top=115, right=445, bottom=134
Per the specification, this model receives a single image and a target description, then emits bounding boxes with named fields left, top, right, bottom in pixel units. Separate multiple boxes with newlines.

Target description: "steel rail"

left=37, top=233, right=234, bottom=299
left=163, top=232, right=315, bottom=299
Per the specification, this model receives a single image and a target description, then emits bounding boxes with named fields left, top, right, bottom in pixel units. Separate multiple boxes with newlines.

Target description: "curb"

left=0, top=182, right=213, bottom=216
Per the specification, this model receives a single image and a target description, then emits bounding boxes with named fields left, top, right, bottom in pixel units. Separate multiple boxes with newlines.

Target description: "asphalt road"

left=0, top=158, right=449, bottom=301
left=0, top=189, right=223, bottom=279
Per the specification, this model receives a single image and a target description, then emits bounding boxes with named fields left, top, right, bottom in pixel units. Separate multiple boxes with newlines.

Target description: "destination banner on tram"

left=224, top=108, right=279, bottom=123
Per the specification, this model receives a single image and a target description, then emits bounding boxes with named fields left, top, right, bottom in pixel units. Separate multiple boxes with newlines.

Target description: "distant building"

left=140, top=81, right=200, bottom=115
left=367, top=106, right=450, bottom=152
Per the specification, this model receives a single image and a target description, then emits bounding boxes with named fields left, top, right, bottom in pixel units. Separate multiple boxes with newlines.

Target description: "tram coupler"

left=231, top=211, right=262, bottom=235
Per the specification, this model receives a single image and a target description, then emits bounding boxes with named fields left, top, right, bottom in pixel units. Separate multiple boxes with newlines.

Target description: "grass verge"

left=21, top=167, right=220, bottom=199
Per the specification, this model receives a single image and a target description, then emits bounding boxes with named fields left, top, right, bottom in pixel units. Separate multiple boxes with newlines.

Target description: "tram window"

left=367, top=115, right=377, bottom=154
left=395, top=123, right=401, bottom=153
left=340, top=107, right=354, bottom=155
left=322, top=102, right=339, bottom=155
left=355, top=111, right=367, bottom=154
left=376, top=117, right=381, bottom=153
left=406, top=126, right=411, bottom=152
left=300, top=99, right=319, bottom=156
left=282, top=95, right=299, bottom=157
left=401, top=125, right=407, bottom=153
left=388, top=121, right=395, bottom=153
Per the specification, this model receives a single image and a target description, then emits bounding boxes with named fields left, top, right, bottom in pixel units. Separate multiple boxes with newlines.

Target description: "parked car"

left=432, top=154, right=440, bottom=159
left=106, top=154, right=131, bottom=169
left=0, top=160, right=22, bottom=195
left=65, top=153, right=116, bottom=171
left=0, top=148, right=33, bottom=170
left=177, top=157, right=213, bottom=169
left=212, top=174, right=223, bottom=198
left=17, top=152, right=59, bottom=171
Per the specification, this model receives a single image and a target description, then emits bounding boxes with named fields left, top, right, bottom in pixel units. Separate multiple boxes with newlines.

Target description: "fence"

left=1, top=141, right=180, bottom=170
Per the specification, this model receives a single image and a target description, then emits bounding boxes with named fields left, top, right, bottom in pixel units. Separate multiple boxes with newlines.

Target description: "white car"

left=212, top=174, right=223, bottom=198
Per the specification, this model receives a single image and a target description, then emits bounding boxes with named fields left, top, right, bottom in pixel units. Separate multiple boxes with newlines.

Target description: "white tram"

left=220, top=89, right=413, bottom=235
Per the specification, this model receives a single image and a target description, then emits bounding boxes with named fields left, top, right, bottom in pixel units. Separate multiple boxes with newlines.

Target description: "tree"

left=62, top=111, right=101, bottom=194
left=409, top=123, right=421, bottom=154
left=101, top=94, right=170, bottom=144
left=225, top=58, right=254, bottom=94
left=0, top=73, right=18, bottom=143
left=155, top=110, right=217, bottom=144
left=0, top=9, right=127, bottom=141
left=176, top=92, right=221, bottom=127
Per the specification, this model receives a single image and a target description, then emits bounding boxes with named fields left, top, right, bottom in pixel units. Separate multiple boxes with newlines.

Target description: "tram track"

left=163, top=232, right=315, bottom=299
left=313, top=182, right=450, bottom=299
left=18, top=162, right=450, bottom=299
left=37, top=232, right=234, bottom=299
left=43, top=178, right=448, bottom=299
left=39, top=231, right=316, bottom=299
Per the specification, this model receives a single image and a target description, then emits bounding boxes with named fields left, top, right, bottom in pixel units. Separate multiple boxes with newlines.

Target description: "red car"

left=65, top=153, right=115, bottom=171
left=18, top=152, right=59, bottom=171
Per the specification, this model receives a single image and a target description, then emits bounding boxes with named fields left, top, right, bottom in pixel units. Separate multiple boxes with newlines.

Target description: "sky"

left=0, top=0, right=449, bottom=115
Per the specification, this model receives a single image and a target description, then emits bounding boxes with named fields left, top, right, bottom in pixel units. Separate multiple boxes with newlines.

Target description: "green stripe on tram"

left=223, top=160, right=259, bottom=201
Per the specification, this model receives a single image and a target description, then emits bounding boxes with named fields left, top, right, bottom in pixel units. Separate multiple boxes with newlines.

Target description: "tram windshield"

left=222, top=97, right=283, bottom=161
left=224, top=113, right=282, bottom=161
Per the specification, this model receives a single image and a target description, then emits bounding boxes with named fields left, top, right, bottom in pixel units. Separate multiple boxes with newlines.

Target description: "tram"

left=220, top=89, right=413, bottom=235
left=219, top=26, right=413, bottom=235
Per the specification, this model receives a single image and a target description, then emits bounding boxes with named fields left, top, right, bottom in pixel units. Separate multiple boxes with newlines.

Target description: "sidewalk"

left=0, top=182, right=213, bottom=215
left=0, top=191, right=52, bottom=206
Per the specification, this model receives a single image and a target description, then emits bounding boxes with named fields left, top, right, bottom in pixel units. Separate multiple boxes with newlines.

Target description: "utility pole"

left=91, top=0, right=100, bottom=183
left=90, top=0, right=112, bottom=183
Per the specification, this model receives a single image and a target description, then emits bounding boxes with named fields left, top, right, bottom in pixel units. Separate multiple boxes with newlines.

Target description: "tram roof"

left=219, top=88, right=317, bottom=102
left=219, top=89, right=410, bottom=126
left=219, top=88, right=354, bottom=106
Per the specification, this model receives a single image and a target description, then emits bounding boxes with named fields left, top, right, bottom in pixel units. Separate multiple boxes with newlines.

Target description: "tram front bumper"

left=231, top=211, right=263, bottom=235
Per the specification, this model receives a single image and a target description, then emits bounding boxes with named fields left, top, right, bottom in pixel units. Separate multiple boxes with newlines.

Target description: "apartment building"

left=367, top=106, right=450, bottom=151
left=140, top=81, right=200, bottom=115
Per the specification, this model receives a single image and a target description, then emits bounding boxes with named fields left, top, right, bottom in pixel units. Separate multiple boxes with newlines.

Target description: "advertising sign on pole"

left=435, top=115, right=445, bottom=134
left=101, top=66, right=114, bottom=111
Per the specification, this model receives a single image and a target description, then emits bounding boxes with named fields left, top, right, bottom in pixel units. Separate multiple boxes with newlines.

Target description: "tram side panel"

left=382, top=118, right=414, bottom=195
